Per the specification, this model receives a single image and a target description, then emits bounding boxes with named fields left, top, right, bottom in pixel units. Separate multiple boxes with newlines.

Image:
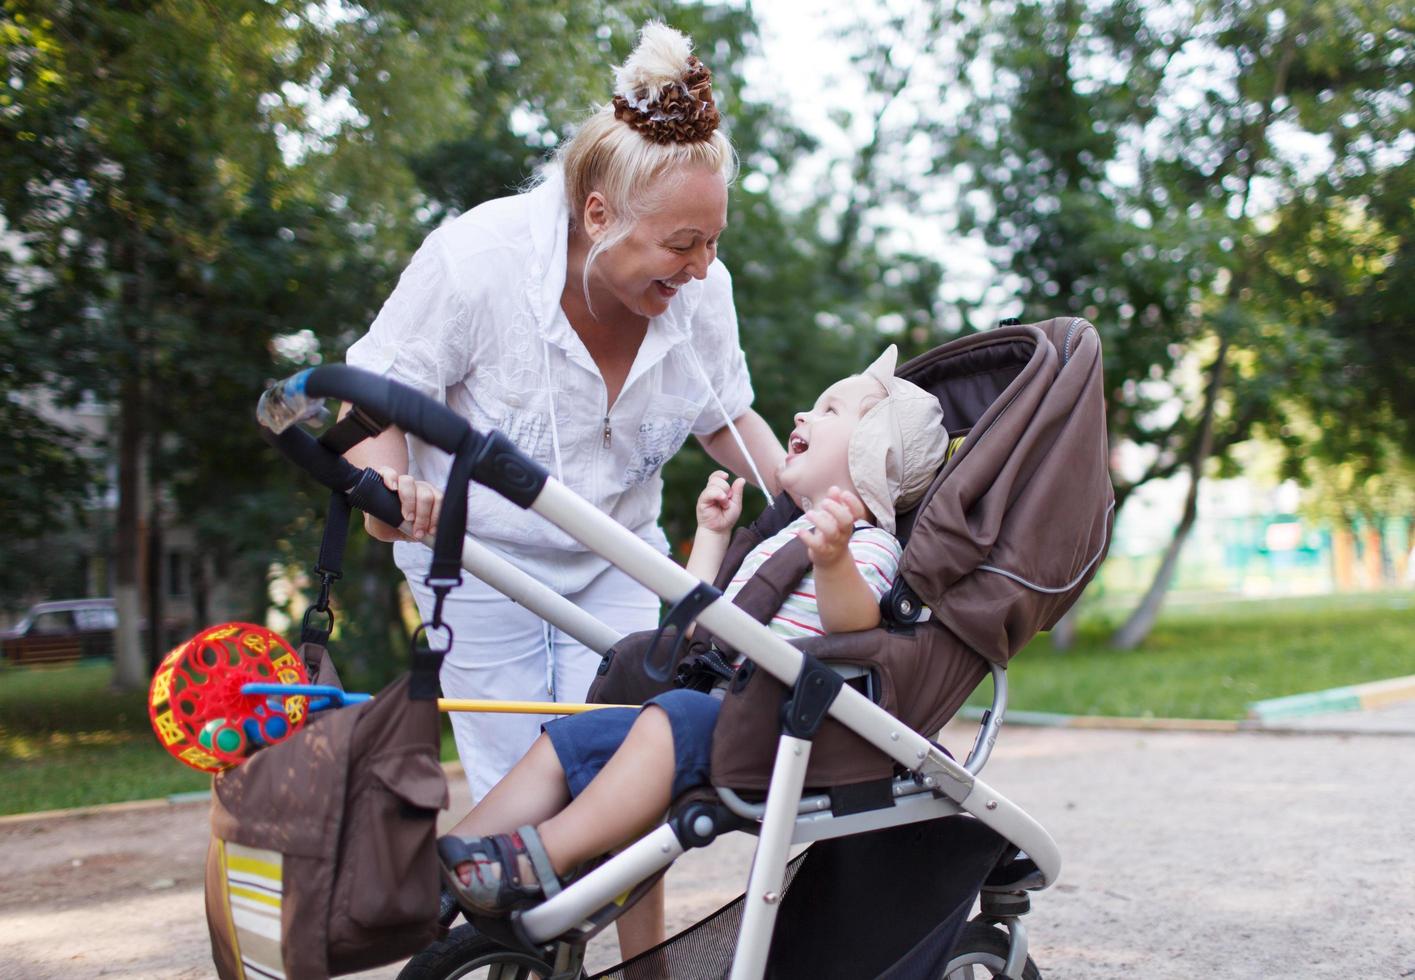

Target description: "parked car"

left=0, top=598, right=118, bottom=666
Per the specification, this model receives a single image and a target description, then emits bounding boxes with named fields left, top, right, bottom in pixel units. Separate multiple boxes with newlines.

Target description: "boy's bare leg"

left=445, top=733, right=571, bottom=839
left=538, top=707, right=675, bottom=960
left=536, top=706, right=676, bottom=873
left=445, top=711, right=675, bottom=959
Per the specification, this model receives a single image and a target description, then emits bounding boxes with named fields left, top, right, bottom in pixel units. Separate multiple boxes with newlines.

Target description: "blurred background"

left=1, top=1, right=1410, bottom=811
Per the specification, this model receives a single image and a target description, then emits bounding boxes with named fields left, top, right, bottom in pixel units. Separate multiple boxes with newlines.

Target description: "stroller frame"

left=260, top=362, right=1063, bottom=980
left=428, top=487, right=1048, bottom=980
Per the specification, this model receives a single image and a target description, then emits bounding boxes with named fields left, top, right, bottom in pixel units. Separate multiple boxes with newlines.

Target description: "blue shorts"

left=543, top=689, right=722, bottom=800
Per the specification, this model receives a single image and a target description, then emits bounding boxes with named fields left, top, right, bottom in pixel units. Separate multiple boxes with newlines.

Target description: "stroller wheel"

left=942, top=922, right=1042, bottom=980
left=396, top=923, right=582, bottom=980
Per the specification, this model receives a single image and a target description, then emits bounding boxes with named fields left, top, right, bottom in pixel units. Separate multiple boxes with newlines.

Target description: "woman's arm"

left=338, top=405, right=441, bottom=543
left=697, top=409, right=785, bottom=495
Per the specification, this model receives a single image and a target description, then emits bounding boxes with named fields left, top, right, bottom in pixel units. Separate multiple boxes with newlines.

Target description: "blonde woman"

left=343, top=22, right=782, bottom=850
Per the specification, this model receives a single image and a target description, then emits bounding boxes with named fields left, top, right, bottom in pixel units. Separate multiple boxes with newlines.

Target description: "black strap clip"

left=409, top=617, right=452, bottom=702
left=780, top=653, right=844, bottom=740
left=644, top=582, right=721, bottom=683
left=674, top=645, right=736, bottom=693
left=300, top=570, right=339, bottom=646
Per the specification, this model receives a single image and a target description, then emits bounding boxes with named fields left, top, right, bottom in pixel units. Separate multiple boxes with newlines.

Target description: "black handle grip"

left=301, top=365, right=470, bottom=454
left=261, top=424, right=405, bottom=528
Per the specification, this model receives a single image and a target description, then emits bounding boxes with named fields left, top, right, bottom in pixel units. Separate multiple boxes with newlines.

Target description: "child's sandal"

left=436, top=825, right=563, bottom=916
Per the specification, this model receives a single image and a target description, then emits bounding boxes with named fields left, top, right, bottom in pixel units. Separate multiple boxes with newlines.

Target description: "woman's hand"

left=797, top=486, right=866, bottom=569
left=696, top=470, right=745, bottom=535
left=364, top=466, right=443, bottom=543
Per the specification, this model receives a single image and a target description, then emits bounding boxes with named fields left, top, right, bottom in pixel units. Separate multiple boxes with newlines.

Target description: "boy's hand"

left=798, top=486, right=866, bottom=568
left=696, top=470, right=744, bottom=534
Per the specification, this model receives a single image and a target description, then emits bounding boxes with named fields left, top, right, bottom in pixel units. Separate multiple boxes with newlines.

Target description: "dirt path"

left=2, top=720, right=1411, bottom=978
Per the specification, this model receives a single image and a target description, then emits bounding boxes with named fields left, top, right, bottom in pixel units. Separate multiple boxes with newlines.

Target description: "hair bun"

left=611, top=22, right=720, bottom=144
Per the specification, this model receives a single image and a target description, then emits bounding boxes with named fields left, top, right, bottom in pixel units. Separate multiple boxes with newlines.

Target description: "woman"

left=342, top=24, right=783, bottom=811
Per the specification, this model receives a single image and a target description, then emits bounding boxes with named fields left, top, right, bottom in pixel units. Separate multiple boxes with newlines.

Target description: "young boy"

left=438, top=345, right=949, bottom=926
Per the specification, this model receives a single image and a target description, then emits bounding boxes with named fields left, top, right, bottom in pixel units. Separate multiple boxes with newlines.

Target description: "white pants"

left=404, top=564, right=660, bottom=804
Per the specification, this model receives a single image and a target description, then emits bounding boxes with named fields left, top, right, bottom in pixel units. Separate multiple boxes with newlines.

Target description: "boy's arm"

left=811, top=554, right=884, bottom=634
left=685, top=526, right=732, bottom=584
left=796, top=487, right=888, bottom=634
left=687, top=470, right=745, bottom=583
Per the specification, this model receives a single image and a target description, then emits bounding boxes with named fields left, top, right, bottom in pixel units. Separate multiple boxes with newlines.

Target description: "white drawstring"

left=541, top=338, right=566, bottom=484
left=543, top=619, right=556, bottom=699
left=685, top=347, right=775, bottom=509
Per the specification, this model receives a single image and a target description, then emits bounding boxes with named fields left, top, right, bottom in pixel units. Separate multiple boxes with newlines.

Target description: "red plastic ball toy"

left=148, top=623, right=308, bottom=773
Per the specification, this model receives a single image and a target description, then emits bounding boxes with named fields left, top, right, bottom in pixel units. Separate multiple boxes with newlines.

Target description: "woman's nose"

left=687, top=242, right=712, bottom=279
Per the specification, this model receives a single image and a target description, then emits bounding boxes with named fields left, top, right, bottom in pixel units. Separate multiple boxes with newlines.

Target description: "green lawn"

left=0, top=662, right=211, bottom=814
left=2, top=592, right=1412, bottom=815
left=972, top=591, right=1415, bottom=720
left=0, top=661, right=462, bottom=816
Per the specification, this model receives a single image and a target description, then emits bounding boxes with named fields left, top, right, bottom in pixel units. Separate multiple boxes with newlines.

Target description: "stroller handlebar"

left=259, top=423, right=407, bottom=529
left=259, top=364, right=470, bottom=453
left=258, top=365, right=477, bottom=529
left=259, top=362, right=552, bottom=529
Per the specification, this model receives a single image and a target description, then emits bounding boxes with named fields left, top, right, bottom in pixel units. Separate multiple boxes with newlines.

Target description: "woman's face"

left=586, top=167, right=729, bottom=319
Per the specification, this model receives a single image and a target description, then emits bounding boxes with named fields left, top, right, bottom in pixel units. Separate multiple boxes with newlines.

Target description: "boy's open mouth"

left=788, top=433, right=808, bottom=455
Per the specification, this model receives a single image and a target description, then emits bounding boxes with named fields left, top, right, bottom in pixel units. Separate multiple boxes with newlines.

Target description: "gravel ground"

left=2, top=717, right=1412, bottom=979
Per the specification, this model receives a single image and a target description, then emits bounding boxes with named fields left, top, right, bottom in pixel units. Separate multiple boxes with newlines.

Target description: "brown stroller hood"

left=707, top=316, right=1114, bottom=790
left=898, top=315, right=1114, bottom=665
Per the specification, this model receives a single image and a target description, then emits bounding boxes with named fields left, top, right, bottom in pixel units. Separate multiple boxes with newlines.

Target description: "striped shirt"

left=723, top=517, right=902, bottom=640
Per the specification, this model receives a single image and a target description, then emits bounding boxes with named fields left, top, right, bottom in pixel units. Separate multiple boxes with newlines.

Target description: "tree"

left=4, top=1, right=901, bottom=689
left=928, top=0, right=1413, bottom=647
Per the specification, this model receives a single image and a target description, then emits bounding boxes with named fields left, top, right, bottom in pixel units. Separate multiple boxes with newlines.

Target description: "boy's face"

left=778, top=374, right=885, bottom=511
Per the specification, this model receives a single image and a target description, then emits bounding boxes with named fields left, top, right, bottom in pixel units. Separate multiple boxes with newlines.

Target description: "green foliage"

left=934, top=0, right=1414, bottom=501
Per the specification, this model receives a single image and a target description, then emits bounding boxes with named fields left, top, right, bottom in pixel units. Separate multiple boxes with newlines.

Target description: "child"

left=437, top=345, right=949, bottom=928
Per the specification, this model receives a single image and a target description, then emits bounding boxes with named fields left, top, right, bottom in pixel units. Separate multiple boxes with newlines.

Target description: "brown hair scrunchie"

left=612, top=56, right=721, bottom=144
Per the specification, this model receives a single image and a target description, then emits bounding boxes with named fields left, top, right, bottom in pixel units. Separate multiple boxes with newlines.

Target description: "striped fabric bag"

left=204, top=670, right=448, bottom=979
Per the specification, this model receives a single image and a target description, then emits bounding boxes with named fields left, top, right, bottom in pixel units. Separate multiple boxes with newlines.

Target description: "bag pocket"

left=338, top=748, right=448, bottom=930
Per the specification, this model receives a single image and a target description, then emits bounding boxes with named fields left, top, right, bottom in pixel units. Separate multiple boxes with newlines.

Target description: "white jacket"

left=346, top=177, right=754, bottom=594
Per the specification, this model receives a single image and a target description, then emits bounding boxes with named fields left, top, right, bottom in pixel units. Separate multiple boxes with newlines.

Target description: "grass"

left=0, top=660, right=463, bottom=816
left=2, top=592, right=1412, bottom=815
left=0, top=661, right=211, bottom=815
left=971, top=591, right=1415, bottom=720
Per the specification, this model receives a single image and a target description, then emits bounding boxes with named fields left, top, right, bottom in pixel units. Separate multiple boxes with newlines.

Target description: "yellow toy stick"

left=436, top=699, right=634, bottom=715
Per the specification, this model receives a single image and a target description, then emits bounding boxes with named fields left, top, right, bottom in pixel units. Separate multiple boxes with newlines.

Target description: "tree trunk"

left=1109, top=335, right=1229, bottom=650
left=1109, top=485, right=1200, bottom=649
left=111, top=232, right=151, bottom=691
left=111, top=379, right=148, bottom=690
left=1049, top=601, right=1081, bottom=651
left=145, top=491, right=165, bottom=670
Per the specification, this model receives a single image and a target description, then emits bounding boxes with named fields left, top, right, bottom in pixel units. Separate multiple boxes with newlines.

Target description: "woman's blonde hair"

left=552, top=23, right=738, bottom=304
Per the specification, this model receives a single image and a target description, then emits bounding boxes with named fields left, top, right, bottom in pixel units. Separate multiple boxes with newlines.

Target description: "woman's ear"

left=582, top=191, right=612, bottom=243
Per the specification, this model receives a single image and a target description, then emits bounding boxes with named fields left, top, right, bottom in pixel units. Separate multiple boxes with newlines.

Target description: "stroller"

left=245, top=316, right=1112, bottom=979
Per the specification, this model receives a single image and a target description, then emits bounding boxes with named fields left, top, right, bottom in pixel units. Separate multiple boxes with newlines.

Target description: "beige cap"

left=846, top=345, right=949, bottom=534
